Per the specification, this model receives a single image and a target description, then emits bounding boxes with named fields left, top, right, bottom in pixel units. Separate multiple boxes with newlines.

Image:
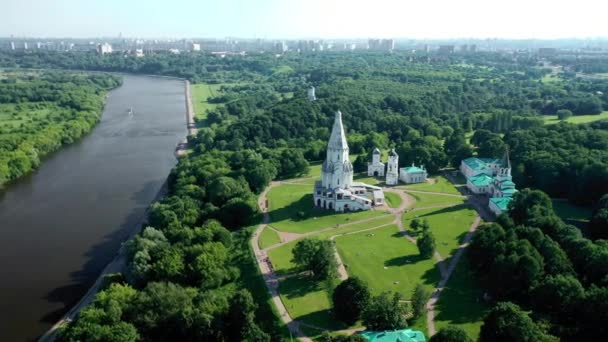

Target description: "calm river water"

left=0, top=75, right=187, bottom=341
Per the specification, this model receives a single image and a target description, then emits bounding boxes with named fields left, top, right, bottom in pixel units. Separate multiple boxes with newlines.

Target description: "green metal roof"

left=468, top=174, right=493, bottom=187
left=401, top=166, right=426, bottom=173
left=361, top=329, right=426, bottom=342
left=501, top=188, right=518, bottom=195
left=490, top=197, right=513, bottom=211
left=501, top=180, right=515, bottom=186
left=462, top=157, right=488, bottom=170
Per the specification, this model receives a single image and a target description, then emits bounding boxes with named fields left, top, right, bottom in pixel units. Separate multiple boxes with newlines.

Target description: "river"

left=0, top=75, right=187, bottom=341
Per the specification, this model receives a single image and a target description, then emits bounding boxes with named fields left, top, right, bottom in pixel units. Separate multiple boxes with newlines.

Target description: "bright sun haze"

left=2, top=0, right=607, bottom=38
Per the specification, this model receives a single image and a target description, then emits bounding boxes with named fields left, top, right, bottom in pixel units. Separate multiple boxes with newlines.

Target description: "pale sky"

left=2, top=0, right=607, bottom=39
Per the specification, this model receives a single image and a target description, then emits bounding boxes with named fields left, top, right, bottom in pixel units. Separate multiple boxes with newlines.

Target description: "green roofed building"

left=360, top=329, right=426, bottom=342
left=399, top=163, right=428, bottom=184
left=460, top=149, right=518, bottom=216
left=489, top=196, right=513, bottom=216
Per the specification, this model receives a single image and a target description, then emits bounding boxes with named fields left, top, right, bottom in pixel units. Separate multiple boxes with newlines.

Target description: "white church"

left=314, top=111, right=385, bottom=212
left=368, top=148, right=427, bottom=185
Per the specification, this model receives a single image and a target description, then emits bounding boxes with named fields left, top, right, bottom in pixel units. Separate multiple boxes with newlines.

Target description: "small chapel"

left=368, top=148, right=427, bottom=185
left=314, top=111, right=385, bottom=211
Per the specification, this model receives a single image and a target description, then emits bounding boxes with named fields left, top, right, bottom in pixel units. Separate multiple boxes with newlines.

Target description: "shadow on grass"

left=268, top=193, right=336, bottom=223
left=280, top=275, right=326, bottom=299
left=384, top=254, right=427, bottom=267
left=414, top=204, right=471, bottom=218
left=297, top=310, right=349, bottom=330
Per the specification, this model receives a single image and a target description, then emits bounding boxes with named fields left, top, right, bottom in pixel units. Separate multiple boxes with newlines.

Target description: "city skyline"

left=3, top=0, right=608, bottom=40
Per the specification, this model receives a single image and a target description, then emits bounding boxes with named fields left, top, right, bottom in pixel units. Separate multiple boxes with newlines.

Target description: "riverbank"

left=0, top=74, right=188, bottom=341
left=39, top=178, right=170, bottom=341
left=175, top=80, right=197, bottom=157
left=36, top=74, right=192, bottom=341
left=0, top=71, right=122, bottom=189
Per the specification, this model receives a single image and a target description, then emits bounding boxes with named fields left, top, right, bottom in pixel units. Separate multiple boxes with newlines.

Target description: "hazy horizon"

left=3, top=0, right=608, bottom=40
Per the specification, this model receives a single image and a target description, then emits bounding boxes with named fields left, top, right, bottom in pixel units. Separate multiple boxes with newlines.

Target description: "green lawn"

left=353, top=173, right=382, bottom=186
left=385, top=192, right=402, bottom=208
left=267, top=184, right=386, bottom=233
left=403, top=206, right=477, bottom=259
left=278, top=275, right=346, bottom=330
left=191, top=83, right=224, bottom=118
left=543, top=111, right=608, bottom=125
left=258, top=227, right=282, bottom=249
left=267, top=240, right=299, bottom=275
left=335, top=225, right=441, bottom=297
left=434, top=253, right=489, bottom=340
left=399, top=176, right=460, bottom=195
left=541, top=73, right=560, bottom=83
left=397, top=176, right=462, bottom=195
left=552, top=199, right=592, bottom=224
left=407, top=192, right=466, bottom=209
left=267, top=215, right=395, bottom=275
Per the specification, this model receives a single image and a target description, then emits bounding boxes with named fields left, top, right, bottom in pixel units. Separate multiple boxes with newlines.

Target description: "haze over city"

left=3, top=0, right=608, bottom=39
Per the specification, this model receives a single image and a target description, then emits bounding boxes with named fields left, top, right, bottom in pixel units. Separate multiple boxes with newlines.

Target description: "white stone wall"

left=386, top=155, right=399, bottom=185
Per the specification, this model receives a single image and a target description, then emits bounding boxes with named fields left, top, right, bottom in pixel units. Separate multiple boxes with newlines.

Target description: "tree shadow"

left=414, top=204, right=471, bottom=218
left=38, top=179, right=167, bottom=332
left=384, top=254, right=426, bottom=267
left=267, top=193, right=340, bottom=223
left=297, top=309, right=349, bottom=330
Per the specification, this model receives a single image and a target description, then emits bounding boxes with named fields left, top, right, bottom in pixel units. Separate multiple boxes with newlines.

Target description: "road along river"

left=0, top=75, right=187, bottom=341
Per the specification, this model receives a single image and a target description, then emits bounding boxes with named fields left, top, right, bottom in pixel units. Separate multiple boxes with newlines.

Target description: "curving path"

left=251, top=177, right=486, bottom=340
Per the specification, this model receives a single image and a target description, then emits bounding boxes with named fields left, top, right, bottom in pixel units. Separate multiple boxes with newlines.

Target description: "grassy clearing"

left=543, top=111, right=608, bottom=125
left=397, top=176, right=461, bottom=195
left=353, top=173, right=383, bottom=186
left=403, top=206, right=477, bottom=259
left=541, top=73, right=560, bottom=83
left=335, top=225, right=441, bottom=297
left=267, top=184, right=386, bottom=233
left=258, top=227, right=282, bottom=249
left=191, top=83, right=224, bottom=118
left=552, top=200, right=592, bottom=223
left=267, top=215, right=395, bottom=275
left=267, top=240, right=299, bottom=275
left=278, top=275, right=346, bottom=330
left=407, top=192, right=466, bottom=209
left=385, top=192, right=402, bottom=208
left=434, top=253, right=489, bottom=340
left=0, top=103, right=53, bottom=128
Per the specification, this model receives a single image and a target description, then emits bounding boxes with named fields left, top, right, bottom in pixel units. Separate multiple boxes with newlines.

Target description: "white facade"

left=307, top=86, right=317, bottom=101
left=399, top=163, right=427, bottom=184
left=367, top=148, right=385, bottom=177
left=97, top=43, right=113, bottom=55
left=314, top=111, right=382, bottom=212
left=385, top=149, right=399, bottom=185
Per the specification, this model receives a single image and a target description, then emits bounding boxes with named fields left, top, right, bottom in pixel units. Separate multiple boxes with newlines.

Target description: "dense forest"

left=5, top=50, right=606, bottom=340
left=468, top=189, right=608, bottom=340
left=0, top=71, right=121, bottom=186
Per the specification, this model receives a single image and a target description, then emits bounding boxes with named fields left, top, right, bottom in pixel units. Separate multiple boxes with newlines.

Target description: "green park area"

left=266, top=184, right=386, bottom=233
left=191, top=83, right=224, bottom=118
left=258, top=227, right=282, bottom=249
left=385, top=192, right=402, bottom=208
left=398, top=176, right=463, bottom=195
left=543, top=111, right=608, bottom=125
left=403, top=205, right=477, bottom=260
left=407, top=191, right=466, bottom=209
left=335, top=225, right=440, bottom=297
left=278, top=275, right=344, bottom=330
left=434, top=252, right=490, bottom=340
left=263, top=171, right=486, bottom=338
